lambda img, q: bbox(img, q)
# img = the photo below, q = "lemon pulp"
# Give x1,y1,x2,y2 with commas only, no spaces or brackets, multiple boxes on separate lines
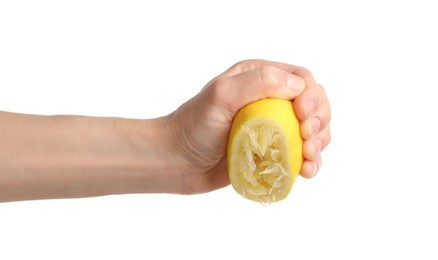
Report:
227,98,303,203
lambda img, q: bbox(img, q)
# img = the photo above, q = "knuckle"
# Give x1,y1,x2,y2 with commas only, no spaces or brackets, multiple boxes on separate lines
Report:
207,78,227,101
230,59,258,74
230,59,272,74
327,127,332,143
293,66,316,85
294,66,313,77
318,83,328,98
326,109,332,123
323,127,332,149
322,100,332,123
317,105,331,126
257,65,279,88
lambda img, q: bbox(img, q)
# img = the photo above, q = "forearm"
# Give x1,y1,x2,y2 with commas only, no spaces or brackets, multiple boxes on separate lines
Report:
0,111,181,202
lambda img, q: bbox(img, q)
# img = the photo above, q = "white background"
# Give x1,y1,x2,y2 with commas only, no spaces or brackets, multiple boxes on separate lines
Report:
1,1,437,259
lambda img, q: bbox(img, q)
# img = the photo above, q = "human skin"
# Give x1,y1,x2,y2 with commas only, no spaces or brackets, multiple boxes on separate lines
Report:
0,59,331,202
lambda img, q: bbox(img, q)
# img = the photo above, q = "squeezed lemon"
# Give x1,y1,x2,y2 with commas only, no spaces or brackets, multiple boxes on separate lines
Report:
227,98,303,203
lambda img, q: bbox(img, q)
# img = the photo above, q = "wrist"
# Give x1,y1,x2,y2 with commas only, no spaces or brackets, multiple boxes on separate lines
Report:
117,116,187,195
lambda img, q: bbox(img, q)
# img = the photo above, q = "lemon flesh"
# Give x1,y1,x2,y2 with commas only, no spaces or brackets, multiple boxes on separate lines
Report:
227,99,303,203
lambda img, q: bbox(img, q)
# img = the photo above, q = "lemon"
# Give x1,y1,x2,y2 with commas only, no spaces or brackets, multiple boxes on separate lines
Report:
227,98,303,203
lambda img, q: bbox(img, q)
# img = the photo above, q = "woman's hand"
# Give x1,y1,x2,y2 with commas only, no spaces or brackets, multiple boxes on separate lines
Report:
0,59,330,202
166,59,331,194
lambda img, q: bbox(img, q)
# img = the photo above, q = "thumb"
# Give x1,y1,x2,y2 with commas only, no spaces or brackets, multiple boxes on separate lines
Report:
214,64,306,116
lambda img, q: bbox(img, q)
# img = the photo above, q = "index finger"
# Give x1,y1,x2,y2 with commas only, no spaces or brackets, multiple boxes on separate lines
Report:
220,59,322,120
218,59,308,78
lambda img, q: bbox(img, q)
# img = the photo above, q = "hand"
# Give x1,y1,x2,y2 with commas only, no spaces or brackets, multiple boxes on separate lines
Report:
166,59,331,194
0,59,330,202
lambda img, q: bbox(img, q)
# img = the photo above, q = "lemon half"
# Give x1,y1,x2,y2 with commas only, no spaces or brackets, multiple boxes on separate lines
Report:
227,98,303,203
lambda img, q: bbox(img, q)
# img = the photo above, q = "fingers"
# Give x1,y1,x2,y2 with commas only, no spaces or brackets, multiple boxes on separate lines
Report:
218,59,329,124
303,126,331,161
299,86,331,139
220,59,305,78
208,64,306,117
301,125,330,179
205,59,331,179
293,76,323,120
301,156,322,179
297,83,331,178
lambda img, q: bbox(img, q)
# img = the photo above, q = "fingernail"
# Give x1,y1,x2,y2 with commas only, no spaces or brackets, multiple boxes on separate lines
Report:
313,163,319,177
287,74,305,92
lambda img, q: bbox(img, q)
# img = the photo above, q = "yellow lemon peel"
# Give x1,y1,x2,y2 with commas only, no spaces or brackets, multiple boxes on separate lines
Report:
227,98,303,203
